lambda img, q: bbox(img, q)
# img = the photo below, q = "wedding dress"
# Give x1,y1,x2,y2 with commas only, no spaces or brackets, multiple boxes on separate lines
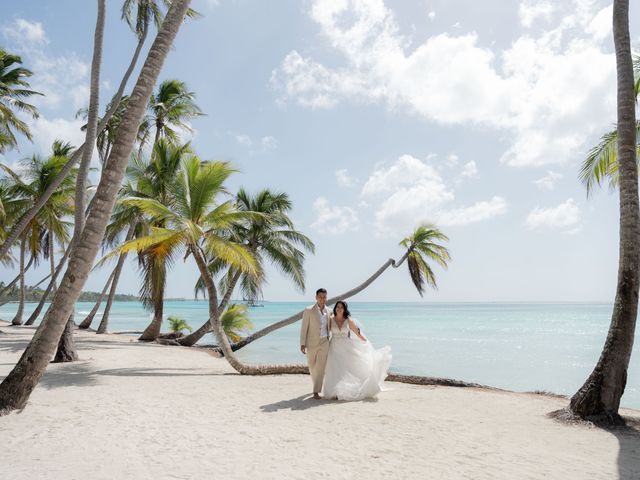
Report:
322,317,392,401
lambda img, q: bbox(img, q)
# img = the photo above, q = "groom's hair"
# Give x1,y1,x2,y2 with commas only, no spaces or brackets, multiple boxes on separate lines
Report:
316,288,327,295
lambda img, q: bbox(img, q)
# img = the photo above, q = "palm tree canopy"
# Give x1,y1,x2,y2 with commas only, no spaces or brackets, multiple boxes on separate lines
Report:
0,49,42,152
167,315,192,333
121,0,200,38
580,54,640,194
399,223,451,296
220,303,253,342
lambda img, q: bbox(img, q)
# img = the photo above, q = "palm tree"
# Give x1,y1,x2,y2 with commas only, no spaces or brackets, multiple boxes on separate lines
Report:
1,146,76,325
140,78,203,149
0,49,41,153
0,0,199,262
167,315,192,333
579,54,640,193
567,0,640,422
220,223,451,356
0,0,194,416
219,304,253,342
179,188,315,346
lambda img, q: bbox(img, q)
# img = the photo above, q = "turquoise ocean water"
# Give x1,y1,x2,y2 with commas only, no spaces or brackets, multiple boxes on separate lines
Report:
1,301,639,409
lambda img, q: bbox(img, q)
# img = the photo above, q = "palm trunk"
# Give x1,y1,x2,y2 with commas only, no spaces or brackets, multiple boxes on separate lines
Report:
53,0,106,364
10,236,26,326
193,253,410,352
24,243,72,326
0,7,149,262
0,255,34,307
191,245,297,374
97,224,135,334
568,0,640,423
78,268,116,329
177,268,242,346
49,233,57,295
138,274,165,341
0,0,192,416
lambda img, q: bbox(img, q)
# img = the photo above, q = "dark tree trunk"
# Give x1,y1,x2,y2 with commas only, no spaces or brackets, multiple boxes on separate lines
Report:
0,0,192,415
52,318,78,363
78,268,115,329
24,243,72,326
138,284,164,341
10,236,26,326
568,0,640,422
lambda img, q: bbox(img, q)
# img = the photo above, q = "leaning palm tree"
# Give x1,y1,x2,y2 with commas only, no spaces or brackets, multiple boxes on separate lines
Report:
567,0,640,422
178,188,315,346
579,54,640,194
216,223,451,356
0,0,194,416
0,49,41,153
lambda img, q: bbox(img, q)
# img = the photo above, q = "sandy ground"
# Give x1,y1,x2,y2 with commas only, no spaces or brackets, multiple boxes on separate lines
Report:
1,321,640,480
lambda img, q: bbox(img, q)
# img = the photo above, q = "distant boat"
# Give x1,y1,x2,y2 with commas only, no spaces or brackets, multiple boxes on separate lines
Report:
242,297,264,308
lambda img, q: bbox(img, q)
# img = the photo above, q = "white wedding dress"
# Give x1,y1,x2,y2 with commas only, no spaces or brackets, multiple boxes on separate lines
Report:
323,318,392,401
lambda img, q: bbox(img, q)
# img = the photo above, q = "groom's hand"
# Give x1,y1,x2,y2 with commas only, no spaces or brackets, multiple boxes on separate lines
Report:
300,345,306,354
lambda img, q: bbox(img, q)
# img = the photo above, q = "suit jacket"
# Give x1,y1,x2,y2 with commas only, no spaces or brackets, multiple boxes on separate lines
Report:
300,304,330,349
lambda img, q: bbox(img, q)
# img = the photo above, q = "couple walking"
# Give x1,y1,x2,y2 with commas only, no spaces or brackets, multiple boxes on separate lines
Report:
300,288,392,401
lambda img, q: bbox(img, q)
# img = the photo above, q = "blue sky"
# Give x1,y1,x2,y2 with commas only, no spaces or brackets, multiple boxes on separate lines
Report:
1,0,638,302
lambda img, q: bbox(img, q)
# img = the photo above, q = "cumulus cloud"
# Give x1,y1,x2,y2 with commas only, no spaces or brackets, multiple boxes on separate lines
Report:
2,18,48,45
261,136,278,151
335,168,357,187
525,198,581,232
272,0,617,167
310,197,359,234
460,160,478,178
533,171,563,190
361,155,506,235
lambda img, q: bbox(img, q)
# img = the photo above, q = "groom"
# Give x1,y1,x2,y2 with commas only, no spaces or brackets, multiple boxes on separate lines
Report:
300,288,330,399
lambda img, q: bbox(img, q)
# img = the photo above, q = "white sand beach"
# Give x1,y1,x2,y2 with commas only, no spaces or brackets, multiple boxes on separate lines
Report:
1,321,639,480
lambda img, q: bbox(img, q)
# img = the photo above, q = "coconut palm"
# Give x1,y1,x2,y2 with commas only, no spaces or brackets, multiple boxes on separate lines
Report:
578,54,640,194
220,304,253,342
0,0,193,415
140,78,203,149
216,223,450,355
0,49,41,153
179,188,315,346
167,315,192,333
1,145,76,325
568,0,640,422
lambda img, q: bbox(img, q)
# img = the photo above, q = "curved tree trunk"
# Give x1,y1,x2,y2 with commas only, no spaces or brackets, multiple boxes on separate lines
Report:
24,243,72,326
185,253,410,351
568,0,640,423
191,245,300,374
10,236,26,326
53,0,106,364
78,268,116,329
138,263,166,341
177,268,242,346
49,232,57,295
0,0,192,416
97,224,135,334
0,254,34,299
0,7,149,262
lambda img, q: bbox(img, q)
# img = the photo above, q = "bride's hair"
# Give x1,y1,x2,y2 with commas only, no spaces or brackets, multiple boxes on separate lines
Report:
333,300,351,319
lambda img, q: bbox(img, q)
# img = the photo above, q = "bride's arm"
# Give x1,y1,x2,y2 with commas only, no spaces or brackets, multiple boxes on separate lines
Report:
348,319,366,341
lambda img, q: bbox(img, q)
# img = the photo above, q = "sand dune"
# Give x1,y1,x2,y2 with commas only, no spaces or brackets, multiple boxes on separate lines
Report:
0,322,639,480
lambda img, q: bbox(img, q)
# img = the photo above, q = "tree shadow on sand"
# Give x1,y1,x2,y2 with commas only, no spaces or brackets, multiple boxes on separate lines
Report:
614,418,640,480
260,394,378,413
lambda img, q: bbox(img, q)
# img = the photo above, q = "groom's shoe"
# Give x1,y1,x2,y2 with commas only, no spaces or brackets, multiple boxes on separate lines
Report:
313,393,322,400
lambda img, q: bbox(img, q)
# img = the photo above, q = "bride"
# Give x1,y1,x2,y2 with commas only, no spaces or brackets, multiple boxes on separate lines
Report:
323,301,392,401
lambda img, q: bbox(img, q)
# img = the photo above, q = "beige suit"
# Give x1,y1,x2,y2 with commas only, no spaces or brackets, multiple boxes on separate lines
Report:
300,304,330,394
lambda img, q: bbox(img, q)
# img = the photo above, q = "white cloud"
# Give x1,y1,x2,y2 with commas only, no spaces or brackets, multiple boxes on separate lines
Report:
428,11,436,22
440,197,507,227
28,116,86,155
519,1,555,28
2,18,48,45
335,168,357,187
362,155,505,235
235,134,252,147
533,171,563,190
310,197,359,234
446,153,459,167
525,198,581,231
460,160,478,178
272,0,617,167
261,136,278,151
